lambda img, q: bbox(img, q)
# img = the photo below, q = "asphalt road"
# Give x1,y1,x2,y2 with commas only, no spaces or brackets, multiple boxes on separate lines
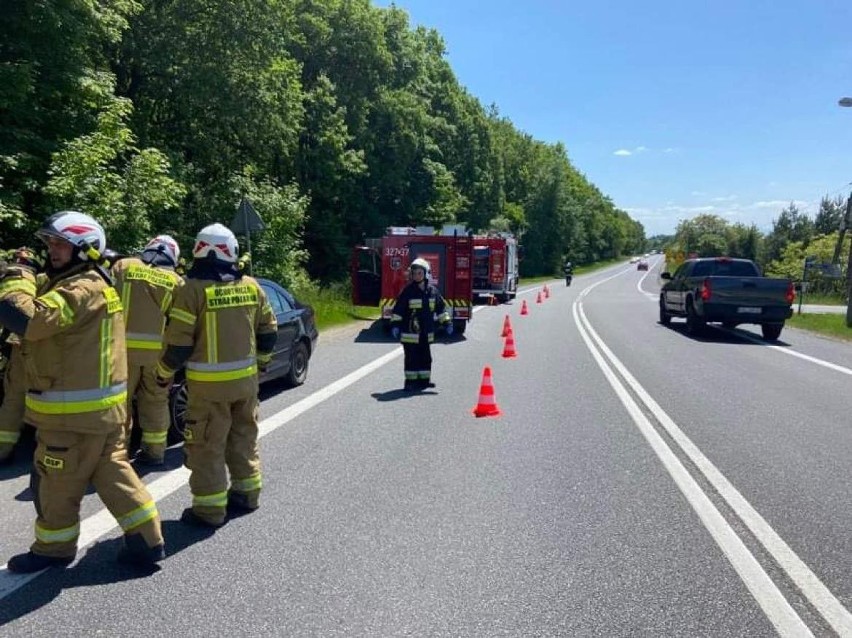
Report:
1,260,851,636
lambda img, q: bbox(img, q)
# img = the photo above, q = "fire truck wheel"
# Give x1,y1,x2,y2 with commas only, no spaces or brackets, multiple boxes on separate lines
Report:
452,319,466,335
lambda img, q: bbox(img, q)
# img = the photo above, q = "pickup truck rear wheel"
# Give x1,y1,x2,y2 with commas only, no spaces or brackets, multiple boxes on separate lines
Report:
659,298,671,326
761,322,784,341
685,301,705,336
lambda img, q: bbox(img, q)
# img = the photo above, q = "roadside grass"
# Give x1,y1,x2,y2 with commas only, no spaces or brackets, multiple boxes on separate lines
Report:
788,313,852,341
291,282,380,331
794,293,844,306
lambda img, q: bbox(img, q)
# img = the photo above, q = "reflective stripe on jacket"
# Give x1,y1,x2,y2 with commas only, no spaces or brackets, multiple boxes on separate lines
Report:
112,258,183,363
160,275,276,401
390,281,450,343
7,265,128,433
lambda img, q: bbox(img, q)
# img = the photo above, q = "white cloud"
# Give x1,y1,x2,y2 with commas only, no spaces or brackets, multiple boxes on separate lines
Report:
620,197,821,236
663,147,678,154
613,145,649,157
749,200,805,210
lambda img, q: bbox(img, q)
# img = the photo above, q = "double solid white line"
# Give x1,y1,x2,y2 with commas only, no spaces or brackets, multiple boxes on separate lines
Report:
574,269,852,637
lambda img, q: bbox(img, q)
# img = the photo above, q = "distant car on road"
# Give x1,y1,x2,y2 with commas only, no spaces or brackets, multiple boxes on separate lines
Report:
168,277,319,442
637,260,649,271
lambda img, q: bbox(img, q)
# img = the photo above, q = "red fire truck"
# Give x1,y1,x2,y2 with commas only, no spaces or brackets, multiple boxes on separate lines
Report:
351,225,474,334
472,233,520,303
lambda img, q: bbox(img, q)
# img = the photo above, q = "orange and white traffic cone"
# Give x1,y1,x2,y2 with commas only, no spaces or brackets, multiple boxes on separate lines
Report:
502,332,517,358
536,290,543,304
472,366,502,417
543,284,550,298
520,299,529,315
501,314,512,337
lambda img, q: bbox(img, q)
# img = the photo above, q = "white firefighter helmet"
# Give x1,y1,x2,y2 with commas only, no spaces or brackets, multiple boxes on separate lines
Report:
36,211,106,261
410,257,430,273
192,223,238,264
143,234,180,266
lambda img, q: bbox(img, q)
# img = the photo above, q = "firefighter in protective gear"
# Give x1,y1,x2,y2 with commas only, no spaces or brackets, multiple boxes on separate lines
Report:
155,223,277,528
112,234,184,465
0,211,165,573
0,248,42,464
390,258,452,391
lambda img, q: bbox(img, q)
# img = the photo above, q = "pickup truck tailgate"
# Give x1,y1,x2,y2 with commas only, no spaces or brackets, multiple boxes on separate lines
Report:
705,276,790,306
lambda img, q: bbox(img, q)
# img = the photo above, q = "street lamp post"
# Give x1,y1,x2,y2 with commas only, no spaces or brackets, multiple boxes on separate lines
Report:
841,98,852,325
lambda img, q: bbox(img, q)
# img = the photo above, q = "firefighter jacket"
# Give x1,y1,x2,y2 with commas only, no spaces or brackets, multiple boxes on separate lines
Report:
157,265,277,402
0,263,127,434
390,281,450,344
112,256,183,364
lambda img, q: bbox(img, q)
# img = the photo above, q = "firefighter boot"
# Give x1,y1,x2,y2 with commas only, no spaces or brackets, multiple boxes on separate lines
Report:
227,491,259,518
7,551,74,574
117,532,166,566
180,507,225,529
135,446,165,467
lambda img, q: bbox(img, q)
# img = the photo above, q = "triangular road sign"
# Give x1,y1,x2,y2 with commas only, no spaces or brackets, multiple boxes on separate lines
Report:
230,198,265,234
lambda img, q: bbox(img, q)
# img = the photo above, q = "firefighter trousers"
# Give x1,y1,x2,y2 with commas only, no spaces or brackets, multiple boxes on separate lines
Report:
403,340,432,384
30,427,163,558
126,360,170,458
183,392,261,525
0,346,27,460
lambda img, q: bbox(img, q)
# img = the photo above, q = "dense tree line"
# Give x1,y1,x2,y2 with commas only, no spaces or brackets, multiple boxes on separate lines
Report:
1,0,644,287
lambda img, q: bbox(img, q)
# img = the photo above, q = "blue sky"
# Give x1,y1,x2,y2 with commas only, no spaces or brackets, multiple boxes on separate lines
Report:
374,0,852,237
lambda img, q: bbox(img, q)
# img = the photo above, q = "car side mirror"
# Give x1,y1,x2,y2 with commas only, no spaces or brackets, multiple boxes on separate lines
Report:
660,272,672,280
794,282,802,292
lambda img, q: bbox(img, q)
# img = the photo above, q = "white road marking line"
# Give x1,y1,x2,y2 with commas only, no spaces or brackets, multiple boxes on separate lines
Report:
576,274,852,636
722,327,852,376
637,259,661,300
0,347,404,599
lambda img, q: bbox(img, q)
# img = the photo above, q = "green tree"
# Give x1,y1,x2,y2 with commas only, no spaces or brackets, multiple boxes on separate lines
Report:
43,98,185,251
814,195,847,235
765,202,814,264
1,0,142,240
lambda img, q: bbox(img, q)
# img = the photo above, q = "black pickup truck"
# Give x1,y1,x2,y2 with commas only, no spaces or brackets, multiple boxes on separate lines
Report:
659,257,794,340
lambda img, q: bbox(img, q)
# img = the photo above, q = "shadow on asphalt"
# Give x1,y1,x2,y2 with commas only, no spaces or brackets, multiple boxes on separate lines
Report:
660,321,791,347
354,320,393,344
0,518,223,627
371,388,439,402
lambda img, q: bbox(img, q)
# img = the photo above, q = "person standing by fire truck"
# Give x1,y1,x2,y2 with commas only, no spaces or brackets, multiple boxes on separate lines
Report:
390,258,452,391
